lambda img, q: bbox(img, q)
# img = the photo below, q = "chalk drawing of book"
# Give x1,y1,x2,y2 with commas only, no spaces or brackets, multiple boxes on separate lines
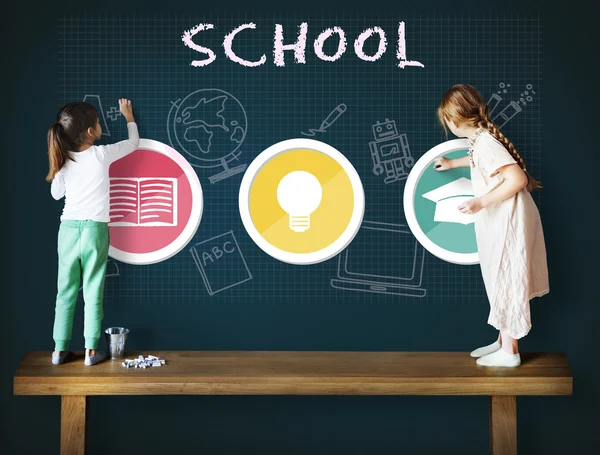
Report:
109,177,178,227
190,231,252,296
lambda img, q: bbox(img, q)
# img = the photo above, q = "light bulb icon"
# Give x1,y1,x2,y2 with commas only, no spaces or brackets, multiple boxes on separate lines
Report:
277,171,323,232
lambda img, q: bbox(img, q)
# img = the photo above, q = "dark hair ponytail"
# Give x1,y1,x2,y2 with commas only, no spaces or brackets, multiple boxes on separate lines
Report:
46,102,99,182
46,122,71,182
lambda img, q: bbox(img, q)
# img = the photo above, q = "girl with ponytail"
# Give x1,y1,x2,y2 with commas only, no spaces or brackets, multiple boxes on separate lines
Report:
47,99,139,367
434,84,549,368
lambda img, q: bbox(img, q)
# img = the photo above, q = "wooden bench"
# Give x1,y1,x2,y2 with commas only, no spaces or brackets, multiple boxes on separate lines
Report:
14,351,572,455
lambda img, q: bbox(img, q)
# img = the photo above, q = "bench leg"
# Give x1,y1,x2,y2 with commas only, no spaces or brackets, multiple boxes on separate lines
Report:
489,396,517,455
61,395,87,455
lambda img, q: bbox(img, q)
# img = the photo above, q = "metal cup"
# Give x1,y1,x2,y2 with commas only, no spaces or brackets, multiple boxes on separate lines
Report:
104,327,129,360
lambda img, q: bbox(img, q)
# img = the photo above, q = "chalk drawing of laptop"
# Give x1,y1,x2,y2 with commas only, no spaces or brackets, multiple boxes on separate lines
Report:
330,220,426,297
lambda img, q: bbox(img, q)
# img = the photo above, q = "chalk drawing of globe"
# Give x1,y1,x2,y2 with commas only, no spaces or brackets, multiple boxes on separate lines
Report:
167,89,247,169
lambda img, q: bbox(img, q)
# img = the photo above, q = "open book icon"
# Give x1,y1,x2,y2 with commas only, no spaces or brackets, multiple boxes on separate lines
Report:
109,177,178,227
421,177,475,225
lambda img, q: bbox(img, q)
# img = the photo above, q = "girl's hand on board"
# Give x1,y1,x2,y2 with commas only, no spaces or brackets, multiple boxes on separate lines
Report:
119,99,135,123
458,197,484,215
433,157,452,171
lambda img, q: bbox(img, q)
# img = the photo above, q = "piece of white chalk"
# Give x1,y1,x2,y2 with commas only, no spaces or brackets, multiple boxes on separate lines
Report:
121,354,168,368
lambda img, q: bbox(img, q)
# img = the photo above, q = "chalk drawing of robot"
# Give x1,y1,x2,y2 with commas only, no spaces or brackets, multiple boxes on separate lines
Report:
369,118,414,184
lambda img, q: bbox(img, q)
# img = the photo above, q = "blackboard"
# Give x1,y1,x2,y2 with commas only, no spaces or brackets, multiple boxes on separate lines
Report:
58,13,542,308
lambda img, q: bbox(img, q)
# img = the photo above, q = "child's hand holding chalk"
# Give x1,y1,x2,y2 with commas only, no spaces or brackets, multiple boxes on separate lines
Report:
119,99,135,123
433,157,452,171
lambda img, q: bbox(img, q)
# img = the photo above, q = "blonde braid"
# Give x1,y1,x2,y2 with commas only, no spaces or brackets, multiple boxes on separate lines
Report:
437,84,542,191
477,115,542,191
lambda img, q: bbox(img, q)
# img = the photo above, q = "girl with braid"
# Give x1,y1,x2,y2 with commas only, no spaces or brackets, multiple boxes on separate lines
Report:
434,84,549,367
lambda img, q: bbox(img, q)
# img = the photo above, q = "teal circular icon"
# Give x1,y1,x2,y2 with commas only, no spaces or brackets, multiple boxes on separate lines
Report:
403,139,479,265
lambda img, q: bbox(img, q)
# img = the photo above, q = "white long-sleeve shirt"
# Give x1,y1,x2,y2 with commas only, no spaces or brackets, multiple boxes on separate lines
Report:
51,122,140,222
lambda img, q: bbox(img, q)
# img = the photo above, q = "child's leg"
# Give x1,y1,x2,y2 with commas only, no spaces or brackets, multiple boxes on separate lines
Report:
53,222,82,352
500,331,519,354
80,222,109,352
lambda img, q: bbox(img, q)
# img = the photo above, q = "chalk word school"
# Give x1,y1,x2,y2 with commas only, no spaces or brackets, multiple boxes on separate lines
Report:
182,22,424,69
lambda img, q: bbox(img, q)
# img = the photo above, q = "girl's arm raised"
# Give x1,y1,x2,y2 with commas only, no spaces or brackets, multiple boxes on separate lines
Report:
449,156,471,168
102,121,140,164
102,99,139,163
434,156,470,171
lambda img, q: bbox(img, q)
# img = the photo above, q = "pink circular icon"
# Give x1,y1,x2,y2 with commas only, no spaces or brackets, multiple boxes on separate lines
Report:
108,139,203,265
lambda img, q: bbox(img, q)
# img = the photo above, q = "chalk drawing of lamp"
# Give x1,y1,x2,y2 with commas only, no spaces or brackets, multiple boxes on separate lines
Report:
277,171,323,232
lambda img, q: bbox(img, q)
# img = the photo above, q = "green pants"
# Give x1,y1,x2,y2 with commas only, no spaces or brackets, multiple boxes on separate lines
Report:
53,220,109,351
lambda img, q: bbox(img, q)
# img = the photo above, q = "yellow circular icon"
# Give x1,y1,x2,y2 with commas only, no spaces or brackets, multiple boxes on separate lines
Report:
250,148,353,253
239,139,365,265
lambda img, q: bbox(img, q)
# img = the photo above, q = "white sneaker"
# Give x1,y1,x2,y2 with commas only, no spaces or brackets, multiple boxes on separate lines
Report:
84,351,107,366
470,340,502,358
51,351,75,365
476,348,521,368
